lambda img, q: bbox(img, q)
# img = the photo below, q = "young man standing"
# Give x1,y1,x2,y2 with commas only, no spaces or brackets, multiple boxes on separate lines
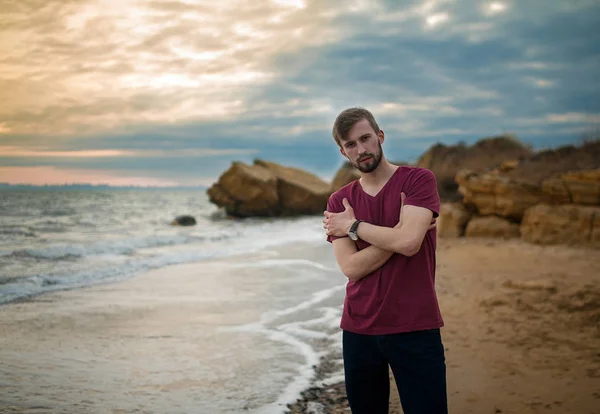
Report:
323,107,447,414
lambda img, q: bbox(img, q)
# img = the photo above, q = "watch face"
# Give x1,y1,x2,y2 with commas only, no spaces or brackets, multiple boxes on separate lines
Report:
349,232,358,241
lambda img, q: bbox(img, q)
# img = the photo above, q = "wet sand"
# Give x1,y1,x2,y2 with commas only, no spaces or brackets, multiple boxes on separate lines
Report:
287,238,600,414
1,238,599,413
0,244,345,414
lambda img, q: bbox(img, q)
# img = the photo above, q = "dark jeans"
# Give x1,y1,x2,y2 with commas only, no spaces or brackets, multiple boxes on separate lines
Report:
342,328,448,414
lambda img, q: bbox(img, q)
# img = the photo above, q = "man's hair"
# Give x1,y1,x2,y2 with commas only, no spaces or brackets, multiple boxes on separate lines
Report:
332,107,380,148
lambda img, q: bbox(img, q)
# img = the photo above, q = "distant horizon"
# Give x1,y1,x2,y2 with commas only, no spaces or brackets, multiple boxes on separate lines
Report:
0,182,208,190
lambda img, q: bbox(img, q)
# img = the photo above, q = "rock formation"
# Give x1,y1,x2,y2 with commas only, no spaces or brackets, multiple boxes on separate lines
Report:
207,160,330,217
417,135,532,201
207,162,279,217
521,204,600,247
503,140,600,185
438,139,600,247
455,170,546,220
465,216,520,239
331,162,361,191
254,160,332,216
437,203,472,238
542,169,600,205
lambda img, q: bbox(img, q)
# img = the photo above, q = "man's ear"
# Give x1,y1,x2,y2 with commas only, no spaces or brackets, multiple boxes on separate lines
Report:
379,129,385,144
339,147,349,159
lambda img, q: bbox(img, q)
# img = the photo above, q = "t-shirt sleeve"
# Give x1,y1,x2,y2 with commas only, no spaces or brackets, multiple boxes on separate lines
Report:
403,168,440,218
326,190,348,243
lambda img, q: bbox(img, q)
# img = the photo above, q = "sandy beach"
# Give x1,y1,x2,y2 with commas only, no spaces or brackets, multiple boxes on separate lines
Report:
288,238,600,414
1,237,599,414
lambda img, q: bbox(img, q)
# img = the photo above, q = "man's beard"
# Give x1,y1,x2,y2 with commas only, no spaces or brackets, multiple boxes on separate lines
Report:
353,142,383,173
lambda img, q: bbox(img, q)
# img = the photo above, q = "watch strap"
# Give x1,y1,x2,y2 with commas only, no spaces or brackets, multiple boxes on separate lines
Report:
349,219,363,234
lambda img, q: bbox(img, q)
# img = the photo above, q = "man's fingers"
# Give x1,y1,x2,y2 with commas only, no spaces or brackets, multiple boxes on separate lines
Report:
399,192,406,222
342,198,352,210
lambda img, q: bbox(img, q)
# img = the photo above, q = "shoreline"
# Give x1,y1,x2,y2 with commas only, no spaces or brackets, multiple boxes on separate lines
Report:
0,240,345,414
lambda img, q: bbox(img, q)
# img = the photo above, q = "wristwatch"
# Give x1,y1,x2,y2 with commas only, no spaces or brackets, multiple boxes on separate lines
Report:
348,220,363,241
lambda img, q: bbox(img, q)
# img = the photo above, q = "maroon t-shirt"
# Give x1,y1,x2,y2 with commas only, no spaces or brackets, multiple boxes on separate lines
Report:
327,166,443,335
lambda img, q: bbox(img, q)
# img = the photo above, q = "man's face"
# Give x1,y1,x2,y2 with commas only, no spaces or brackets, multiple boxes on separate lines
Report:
339,118,384,173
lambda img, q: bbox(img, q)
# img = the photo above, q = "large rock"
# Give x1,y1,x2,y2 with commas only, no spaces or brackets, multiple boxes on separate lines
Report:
540,177,572,204
504,140,600,185
254,160,332,216
541,169,600,206
331,162,361,191
438,202,472,238
207,160,331,217
207,162,279,217
562,169,600,205
456,170,546,220
417,135,532,201
520,204,600,247
465,216,521,239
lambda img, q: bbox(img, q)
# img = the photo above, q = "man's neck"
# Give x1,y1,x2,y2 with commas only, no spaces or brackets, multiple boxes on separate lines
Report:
359,159,398,189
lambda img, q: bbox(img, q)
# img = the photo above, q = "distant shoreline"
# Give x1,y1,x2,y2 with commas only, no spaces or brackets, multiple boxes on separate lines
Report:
0,184,208,191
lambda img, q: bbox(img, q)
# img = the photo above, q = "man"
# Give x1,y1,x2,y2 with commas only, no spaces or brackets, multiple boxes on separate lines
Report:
323,107,447,414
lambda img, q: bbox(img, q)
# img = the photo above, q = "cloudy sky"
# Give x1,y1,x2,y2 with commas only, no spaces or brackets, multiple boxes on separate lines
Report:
1,0,599,186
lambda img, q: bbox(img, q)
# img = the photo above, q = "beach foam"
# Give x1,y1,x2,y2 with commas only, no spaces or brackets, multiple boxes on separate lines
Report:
0,215,328,304
224,275,345,414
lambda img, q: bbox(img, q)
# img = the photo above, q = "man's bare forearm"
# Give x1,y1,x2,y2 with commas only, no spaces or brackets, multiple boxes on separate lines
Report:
356,221,420,256
342,221,402,281
343,245,394,282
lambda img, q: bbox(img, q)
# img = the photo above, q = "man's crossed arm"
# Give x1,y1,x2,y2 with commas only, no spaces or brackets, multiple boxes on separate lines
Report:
323,194,435,282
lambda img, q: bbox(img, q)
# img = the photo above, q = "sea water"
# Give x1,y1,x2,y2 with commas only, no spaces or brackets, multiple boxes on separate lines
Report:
0,188,348,413
0,188,330,304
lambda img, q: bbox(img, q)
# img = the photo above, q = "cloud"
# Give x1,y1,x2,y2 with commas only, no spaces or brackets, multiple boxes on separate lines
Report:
483,2,508,16
515,112,600,126
426,12,450,27
0,0,344,135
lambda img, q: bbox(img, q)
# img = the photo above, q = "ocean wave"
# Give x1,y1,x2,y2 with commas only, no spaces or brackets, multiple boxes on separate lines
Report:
0,227,37,237
0,216,327,304
30,219,69,233
41,209,76,217
3,250,82,261
0,233,200,261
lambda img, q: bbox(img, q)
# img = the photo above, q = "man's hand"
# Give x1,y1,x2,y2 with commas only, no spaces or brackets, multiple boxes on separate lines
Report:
398,192,406,227
399,192,437,231
323,198,356,237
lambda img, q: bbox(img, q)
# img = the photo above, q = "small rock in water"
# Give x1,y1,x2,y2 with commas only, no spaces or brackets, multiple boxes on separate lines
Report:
171,215,196,226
